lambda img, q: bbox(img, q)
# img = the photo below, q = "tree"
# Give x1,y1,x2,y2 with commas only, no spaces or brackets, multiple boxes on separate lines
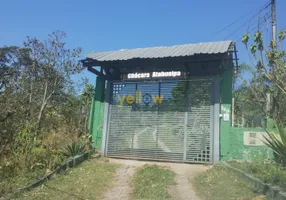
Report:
80,83,95,134
23,31,82,132
233,63,269,127
0,32,98,195
0,46,35,153
242,29,286,123
0,31,86,163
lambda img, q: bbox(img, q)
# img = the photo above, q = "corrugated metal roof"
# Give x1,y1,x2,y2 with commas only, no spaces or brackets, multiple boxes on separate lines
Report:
86,41,234,62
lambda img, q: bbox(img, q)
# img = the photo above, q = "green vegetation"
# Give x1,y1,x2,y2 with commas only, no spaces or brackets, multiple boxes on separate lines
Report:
16,159,119,200
263,122,286,165
235,30,286,127
0,31,94,197
229,161,286,189
131,165,175,200
192,165,267,200
61,141,87,158
227,29,286,199
0,170,46,198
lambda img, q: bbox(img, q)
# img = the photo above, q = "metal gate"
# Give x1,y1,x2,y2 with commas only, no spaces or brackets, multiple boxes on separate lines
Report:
105,79,217,163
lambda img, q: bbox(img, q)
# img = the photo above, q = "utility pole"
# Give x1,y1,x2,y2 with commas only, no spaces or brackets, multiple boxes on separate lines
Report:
271,0,277,42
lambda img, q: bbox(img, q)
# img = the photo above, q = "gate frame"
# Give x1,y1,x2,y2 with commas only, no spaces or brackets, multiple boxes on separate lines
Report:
212,77,221,163
102,77,221,163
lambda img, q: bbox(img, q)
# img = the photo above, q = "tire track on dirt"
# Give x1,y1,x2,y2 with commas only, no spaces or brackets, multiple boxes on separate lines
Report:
102,165,135,200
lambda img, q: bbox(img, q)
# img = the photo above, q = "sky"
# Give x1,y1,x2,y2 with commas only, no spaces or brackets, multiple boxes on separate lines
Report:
1,0,286,87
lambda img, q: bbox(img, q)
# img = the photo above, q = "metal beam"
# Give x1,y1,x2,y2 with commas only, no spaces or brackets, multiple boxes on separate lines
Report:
233,45,239,70
87,66,115,81
87,66,104,76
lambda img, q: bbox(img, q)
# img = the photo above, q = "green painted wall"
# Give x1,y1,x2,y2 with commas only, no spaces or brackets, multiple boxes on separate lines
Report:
89,76,105,150
220,68,233,160
220,68,274,161
224,127,273,160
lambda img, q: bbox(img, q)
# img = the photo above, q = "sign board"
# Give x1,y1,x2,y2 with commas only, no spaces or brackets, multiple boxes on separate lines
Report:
122,71,185,80
243,131,270,146
223,113,230,121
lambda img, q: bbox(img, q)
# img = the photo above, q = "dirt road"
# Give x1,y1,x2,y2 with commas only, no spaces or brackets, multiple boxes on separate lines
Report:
102,158,210,200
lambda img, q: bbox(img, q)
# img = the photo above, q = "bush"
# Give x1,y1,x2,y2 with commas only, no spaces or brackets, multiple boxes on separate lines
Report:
229,161,286,188
61,141,86,158
30,147,65,170
0,158,45,197
263,121,286,166
0,119,94,197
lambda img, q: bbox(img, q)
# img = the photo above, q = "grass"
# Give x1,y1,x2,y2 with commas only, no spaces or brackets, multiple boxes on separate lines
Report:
15,159,120,200
0,169,46,197
192,165,268,200
131,164,175,200
229,161,286,189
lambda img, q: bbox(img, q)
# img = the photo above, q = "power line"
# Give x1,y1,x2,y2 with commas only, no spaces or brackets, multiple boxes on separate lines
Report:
246,11,271,34
234,15,271,42
234,21,270,42
224,1,271,40
225,3,271,40
212,1,271,39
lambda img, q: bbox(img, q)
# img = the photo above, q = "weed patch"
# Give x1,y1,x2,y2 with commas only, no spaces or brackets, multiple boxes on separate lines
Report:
192,165,268,200
131,165,175,200
0,169,45,197
229,161,286,189
16,159,120,200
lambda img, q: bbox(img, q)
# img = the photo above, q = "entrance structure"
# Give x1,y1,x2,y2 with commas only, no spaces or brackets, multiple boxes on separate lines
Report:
82,41,237,163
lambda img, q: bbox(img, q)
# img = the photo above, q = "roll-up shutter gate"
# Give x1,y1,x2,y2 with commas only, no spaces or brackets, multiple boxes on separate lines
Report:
106,79,215,163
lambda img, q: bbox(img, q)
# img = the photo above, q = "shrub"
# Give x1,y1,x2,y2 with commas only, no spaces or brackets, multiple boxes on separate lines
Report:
41,130,77,150
229,161,286,188
30,147,65,170
263,121,286,166
61,141,86,158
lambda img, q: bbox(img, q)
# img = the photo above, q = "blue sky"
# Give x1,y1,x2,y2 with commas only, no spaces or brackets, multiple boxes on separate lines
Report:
1,0,285,86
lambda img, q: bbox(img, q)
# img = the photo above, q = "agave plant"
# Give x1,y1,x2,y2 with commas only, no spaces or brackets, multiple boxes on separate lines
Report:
263,121,286,165
61,141,86,158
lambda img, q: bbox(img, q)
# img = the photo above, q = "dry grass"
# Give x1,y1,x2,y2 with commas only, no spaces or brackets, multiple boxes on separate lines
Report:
42,128,78,150
229,161,286,189
15,159,120,200
131,164,175,200
0,168,45,198
192,165,269,200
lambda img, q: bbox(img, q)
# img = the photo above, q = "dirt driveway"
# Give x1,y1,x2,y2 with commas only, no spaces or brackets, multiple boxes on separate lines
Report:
102,158,211,200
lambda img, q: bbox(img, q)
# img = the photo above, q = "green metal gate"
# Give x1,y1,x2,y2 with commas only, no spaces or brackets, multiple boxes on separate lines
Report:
105,79,215,163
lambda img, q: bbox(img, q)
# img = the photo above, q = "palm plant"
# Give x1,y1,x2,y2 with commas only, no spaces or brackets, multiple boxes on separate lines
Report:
61,141,86,158
263,121,286,165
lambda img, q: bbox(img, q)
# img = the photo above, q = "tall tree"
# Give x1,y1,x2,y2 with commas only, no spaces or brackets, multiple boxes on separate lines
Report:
23,31,82,132
0,46,32,154
242,29,286,123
